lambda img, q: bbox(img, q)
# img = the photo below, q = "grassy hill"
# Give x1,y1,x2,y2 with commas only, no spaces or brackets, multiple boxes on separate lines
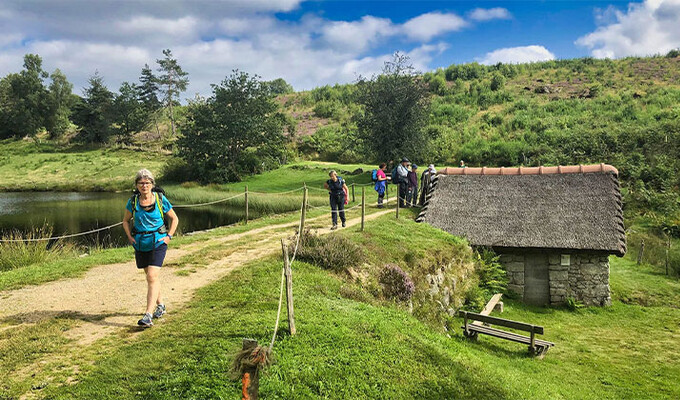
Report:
11,212,677,400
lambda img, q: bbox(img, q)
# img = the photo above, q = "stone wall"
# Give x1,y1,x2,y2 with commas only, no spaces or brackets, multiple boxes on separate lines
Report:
499,250,611,306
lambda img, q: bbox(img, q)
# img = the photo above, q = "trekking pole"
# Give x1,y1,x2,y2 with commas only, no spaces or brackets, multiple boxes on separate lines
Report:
361,187,365,232
245,185,249,225
351,183,355,203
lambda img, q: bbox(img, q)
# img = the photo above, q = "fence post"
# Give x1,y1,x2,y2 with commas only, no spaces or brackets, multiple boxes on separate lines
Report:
395,193,399,219
666,237,671,276
301,187,308,234
303,183,309,211
351,182,355,203
637,239,645,265
385,183,389,202
281,239,296,335
244,185,249,225
240,338,259,400
361,187,365,232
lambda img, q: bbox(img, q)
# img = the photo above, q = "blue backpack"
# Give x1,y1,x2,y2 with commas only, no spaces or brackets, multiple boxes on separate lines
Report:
371,169,378,182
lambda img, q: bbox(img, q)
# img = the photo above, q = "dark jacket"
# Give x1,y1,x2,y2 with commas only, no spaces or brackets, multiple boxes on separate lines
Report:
407,171,418,188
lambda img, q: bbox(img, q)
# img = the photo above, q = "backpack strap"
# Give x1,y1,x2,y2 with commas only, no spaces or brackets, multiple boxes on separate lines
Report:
155,192,164,221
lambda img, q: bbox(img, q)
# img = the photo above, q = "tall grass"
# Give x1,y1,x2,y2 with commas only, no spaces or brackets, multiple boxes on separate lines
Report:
0,225,75,271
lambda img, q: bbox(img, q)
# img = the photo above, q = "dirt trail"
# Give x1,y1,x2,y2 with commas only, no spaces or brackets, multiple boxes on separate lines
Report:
0,209,392,347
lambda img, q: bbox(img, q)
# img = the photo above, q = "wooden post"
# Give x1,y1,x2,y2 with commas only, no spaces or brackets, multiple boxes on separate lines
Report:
303,183,309,211
244,186,249,225
241,338,259,400
281,240,296,335
637,239,645,265
529,329,536,354
395,193,399,219
385,182,389,202
666,237,671,276
351,183,355,203
361,187,365,232
301,187,308,234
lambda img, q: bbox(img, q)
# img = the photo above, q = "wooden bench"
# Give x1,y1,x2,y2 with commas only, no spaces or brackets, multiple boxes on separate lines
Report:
459,311,555,358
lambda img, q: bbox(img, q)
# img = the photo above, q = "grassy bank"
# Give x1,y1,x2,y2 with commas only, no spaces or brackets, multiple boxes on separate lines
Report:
0,139,168,191
6,213,676,399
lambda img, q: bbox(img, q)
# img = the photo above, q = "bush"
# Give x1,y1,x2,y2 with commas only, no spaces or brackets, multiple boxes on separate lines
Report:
379,264,415,302
0,225,75,271
313,100,342,119
475,248,508,296
294,230,364,272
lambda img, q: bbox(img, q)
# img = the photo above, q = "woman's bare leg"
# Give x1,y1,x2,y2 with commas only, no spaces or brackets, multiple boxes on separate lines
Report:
144,266,162,314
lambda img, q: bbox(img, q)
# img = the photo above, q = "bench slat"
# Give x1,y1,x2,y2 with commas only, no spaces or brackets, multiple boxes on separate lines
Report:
466,324,554,347
459,311,544,334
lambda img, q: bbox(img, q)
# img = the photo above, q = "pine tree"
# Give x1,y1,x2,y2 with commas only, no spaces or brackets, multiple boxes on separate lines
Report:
156,49,189,136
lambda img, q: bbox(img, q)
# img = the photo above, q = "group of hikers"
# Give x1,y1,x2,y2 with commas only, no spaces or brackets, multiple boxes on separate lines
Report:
323,158,441,230
124,161,460,327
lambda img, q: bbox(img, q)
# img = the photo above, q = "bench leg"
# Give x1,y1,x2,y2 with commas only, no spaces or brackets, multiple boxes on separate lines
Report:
462,330,478,341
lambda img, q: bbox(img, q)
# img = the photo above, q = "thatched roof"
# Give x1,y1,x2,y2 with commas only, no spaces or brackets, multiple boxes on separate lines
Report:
418,166,626,256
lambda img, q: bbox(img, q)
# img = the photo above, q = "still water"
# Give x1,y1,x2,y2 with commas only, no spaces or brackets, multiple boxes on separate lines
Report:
0,192,250,247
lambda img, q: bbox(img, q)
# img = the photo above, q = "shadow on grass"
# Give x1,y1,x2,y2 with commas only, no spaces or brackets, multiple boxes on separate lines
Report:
1,310,138,327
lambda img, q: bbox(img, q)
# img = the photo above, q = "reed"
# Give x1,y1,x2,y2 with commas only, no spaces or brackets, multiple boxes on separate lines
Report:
0,225,75,272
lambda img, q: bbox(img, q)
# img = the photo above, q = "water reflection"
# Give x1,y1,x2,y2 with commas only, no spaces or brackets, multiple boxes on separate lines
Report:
0,192,251,247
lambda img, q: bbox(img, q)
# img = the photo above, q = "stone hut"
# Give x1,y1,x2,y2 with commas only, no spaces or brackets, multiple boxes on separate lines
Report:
416,164,626,306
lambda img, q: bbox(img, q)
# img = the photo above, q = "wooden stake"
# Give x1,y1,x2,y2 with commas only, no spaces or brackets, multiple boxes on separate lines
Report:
351,182,355,203
666,237,671,276
241,338,259,400
395,193,399,219
244,185,249,225
301,187,308,234
637,239,645,265
281,239,296,335
361,187,365,232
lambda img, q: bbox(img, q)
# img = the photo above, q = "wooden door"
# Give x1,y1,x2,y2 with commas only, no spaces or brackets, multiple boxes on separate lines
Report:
524,253,550,306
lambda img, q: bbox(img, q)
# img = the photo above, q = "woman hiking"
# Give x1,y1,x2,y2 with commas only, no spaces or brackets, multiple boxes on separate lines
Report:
324,170,348,230
122,169,179,328
374,163,387,208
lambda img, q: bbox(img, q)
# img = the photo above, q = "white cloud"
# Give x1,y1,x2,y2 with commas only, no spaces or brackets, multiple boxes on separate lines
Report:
0,2,472,95
321,16,396,53
469,8,512,21
401,12,467,41
477,45,555,65
576,0,680,58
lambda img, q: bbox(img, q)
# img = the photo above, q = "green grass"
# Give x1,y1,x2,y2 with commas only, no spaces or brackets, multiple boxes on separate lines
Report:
15,213,679,400
0,139,168,191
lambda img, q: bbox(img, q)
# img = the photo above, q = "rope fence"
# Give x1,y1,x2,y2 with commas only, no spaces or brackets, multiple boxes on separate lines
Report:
0,183,423,243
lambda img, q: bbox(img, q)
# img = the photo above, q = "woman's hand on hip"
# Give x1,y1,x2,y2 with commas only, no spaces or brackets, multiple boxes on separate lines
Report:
128,235,136,245
161,236,171,245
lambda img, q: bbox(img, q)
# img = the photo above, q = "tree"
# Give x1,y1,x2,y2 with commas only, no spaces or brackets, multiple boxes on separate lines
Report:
263,78,294,96
156,49,188,136
177,70,287,183
113,82,149,143
45,69,74,138
355,53,432,162
72,72,114,143
138,64,162,135
0,54,49,138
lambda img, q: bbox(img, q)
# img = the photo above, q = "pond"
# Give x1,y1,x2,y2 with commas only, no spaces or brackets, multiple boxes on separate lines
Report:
0,192,251,247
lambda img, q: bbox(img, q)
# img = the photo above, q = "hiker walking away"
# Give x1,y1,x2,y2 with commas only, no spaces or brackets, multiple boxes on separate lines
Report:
407,164,418,207
394,158,410,208
419,164,437,205
374,163,387,208
324,170,348,230
122,169,179,328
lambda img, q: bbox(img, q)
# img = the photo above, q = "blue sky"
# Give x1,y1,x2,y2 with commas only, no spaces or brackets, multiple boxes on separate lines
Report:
1,0,678,97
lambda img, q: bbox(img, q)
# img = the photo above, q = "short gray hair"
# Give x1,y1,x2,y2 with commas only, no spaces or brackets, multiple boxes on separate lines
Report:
328,170,336,177
135,169,155,185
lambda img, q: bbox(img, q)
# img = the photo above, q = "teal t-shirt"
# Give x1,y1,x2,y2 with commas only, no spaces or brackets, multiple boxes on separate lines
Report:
126,193,173,250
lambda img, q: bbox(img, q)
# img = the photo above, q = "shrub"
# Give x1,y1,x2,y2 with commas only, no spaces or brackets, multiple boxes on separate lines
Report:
475,248,508,296
294,230,364,272
0,225,75,271
379,264,415,302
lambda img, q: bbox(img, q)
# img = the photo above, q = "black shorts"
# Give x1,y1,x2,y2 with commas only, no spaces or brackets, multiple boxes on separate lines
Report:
135,243,168,269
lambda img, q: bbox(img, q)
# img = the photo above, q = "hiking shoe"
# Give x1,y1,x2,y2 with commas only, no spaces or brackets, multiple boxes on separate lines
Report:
330,224,338,230
341,222,346,228
153,304,166,319
137,313,153,328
